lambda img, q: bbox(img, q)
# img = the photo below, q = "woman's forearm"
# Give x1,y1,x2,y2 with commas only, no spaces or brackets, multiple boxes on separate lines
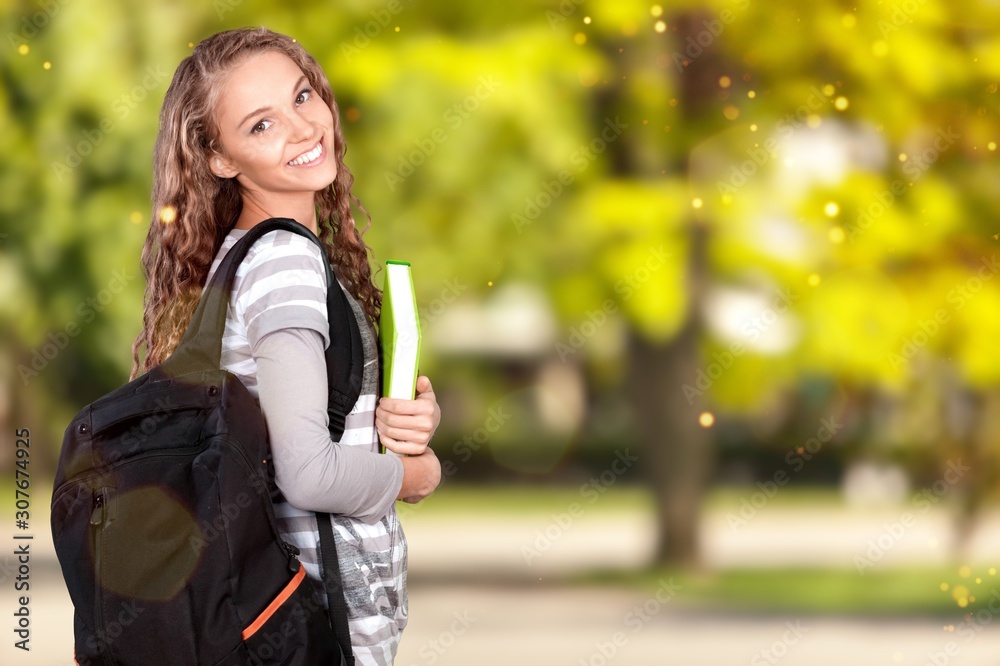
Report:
253,327,403,523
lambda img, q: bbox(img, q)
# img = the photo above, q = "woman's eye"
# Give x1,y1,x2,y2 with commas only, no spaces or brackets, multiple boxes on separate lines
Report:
296,88,312,105
251,119,272,134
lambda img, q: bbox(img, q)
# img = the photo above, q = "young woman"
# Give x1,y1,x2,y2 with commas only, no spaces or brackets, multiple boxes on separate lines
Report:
129,27,442,665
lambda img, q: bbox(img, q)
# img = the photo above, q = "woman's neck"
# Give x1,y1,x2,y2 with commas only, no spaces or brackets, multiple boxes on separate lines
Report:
234,193,317,234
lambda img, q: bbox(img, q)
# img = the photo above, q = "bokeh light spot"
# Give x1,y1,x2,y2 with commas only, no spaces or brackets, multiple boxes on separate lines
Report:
158,205,178,224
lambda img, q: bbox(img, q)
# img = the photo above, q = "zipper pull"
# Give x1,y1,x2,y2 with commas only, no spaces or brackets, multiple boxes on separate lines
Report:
89,491,105,526
283,541,300,572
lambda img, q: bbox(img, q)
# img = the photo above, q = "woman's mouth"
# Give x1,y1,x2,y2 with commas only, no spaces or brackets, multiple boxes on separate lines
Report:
287,139,325,167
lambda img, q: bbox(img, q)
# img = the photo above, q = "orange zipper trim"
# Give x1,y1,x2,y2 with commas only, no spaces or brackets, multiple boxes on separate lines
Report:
242,564,306,640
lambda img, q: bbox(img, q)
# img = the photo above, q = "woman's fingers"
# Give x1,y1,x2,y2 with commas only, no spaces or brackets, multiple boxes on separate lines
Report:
378,432,426,456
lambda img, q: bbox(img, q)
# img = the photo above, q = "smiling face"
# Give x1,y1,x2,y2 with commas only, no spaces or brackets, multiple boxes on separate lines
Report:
210,50,337,219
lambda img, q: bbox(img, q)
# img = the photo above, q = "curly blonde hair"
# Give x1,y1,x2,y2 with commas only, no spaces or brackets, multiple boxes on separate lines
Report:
130,27,381,380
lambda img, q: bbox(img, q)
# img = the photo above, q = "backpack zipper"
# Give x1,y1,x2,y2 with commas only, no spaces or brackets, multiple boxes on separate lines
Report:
90,488,114,666
57,444,210,664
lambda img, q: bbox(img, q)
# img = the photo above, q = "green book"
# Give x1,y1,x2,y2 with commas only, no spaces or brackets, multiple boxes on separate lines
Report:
379,260,421,403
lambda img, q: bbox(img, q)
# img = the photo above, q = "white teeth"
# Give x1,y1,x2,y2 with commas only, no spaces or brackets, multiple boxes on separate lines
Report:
288,142,322,166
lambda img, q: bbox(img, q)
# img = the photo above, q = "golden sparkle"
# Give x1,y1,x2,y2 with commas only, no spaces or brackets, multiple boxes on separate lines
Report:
158,205,178,224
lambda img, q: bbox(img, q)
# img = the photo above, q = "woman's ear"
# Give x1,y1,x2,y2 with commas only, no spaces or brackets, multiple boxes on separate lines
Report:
209,153,239,179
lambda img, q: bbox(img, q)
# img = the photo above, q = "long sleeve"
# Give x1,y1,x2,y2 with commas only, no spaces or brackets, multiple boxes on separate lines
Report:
252,325,403,524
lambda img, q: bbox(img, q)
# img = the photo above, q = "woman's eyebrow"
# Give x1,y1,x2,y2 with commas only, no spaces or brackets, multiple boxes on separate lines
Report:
237,75,310,129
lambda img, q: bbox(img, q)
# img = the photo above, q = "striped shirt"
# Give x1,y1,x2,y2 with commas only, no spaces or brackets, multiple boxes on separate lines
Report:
205,226,407,665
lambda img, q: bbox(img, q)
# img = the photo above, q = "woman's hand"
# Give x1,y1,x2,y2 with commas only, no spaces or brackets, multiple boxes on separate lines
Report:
376,375,441,456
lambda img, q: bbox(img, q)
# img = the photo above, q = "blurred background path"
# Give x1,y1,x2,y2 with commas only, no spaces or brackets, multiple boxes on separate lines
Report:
9,491,1000,666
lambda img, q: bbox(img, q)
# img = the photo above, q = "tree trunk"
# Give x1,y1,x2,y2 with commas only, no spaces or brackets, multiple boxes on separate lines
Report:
625,222,712,568
594,10,724,567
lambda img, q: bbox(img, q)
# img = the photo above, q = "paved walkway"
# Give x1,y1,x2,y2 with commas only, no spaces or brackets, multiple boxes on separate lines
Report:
6,504,1000,665
397,583,1000,666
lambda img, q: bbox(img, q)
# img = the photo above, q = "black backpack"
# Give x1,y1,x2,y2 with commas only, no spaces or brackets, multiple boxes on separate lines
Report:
52,218,363,665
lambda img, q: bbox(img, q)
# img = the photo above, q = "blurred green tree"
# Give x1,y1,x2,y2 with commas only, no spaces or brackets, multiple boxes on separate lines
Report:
3,0,1000,566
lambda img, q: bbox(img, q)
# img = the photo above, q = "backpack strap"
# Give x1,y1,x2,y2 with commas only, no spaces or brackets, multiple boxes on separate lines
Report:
168,217,365,420
324,266,365,441
316,514,355,666
167,218,305,377
171,217,361,664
